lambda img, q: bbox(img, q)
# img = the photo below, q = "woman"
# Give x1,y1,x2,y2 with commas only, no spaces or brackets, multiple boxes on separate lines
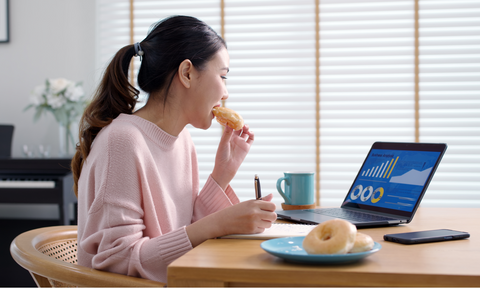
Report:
71,16,277,283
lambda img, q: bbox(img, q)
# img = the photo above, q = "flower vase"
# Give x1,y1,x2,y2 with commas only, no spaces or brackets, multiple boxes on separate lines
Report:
58,124,70,157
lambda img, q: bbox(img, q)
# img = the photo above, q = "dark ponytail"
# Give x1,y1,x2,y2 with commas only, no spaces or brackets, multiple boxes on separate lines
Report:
71,45,138,196
72,15,226,196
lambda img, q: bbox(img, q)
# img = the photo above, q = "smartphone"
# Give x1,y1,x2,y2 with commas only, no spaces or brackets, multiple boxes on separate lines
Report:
384,229,470,244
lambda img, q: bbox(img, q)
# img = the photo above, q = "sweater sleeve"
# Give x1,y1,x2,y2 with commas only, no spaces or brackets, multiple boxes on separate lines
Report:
80,203,192,282
191,175,240,222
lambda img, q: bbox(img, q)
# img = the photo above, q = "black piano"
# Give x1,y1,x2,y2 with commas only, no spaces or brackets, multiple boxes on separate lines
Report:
0,158,76,225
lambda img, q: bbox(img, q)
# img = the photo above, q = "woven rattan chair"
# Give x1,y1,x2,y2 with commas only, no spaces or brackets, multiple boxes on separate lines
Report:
10,225,165,287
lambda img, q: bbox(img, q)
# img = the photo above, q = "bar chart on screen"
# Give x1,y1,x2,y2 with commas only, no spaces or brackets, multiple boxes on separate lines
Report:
361,156,399,179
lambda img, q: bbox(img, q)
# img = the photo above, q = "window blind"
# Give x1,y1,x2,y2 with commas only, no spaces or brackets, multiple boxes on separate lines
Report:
319,0,416,206
417,0,480,207
96,0,130,79
96,0,480,208
223,0,317,204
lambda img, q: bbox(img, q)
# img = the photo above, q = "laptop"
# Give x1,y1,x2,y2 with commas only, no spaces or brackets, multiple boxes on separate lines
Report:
277,142,447,228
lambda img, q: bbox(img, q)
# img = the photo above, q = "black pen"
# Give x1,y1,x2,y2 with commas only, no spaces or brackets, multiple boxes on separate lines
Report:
254,174,262,200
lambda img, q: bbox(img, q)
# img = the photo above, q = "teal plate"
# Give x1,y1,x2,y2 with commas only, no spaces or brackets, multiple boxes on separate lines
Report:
260,236,381,264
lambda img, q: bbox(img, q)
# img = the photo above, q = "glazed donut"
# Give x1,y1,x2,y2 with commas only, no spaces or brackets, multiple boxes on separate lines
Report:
212,107,244,131
303,219,357,255
349,232,374,253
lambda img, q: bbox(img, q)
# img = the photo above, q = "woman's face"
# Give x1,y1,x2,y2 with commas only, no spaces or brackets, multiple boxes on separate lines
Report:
188,47,230,130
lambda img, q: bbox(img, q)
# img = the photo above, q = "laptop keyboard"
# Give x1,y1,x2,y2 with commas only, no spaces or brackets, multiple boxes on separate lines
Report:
306,208,396,222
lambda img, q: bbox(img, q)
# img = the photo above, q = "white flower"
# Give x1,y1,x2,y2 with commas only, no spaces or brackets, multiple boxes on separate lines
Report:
26,78,87,124
64,83,84,102
46,92,67,109
49,78,71,94
30,84,46,106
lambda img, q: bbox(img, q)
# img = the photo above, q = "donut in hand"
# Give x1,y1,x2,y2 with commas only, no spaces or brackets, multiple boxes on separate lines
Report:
212,107,244,131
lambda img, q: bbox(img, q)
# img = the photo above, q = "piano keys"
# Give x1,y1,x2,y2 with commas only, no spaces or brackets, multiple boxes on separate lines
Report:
0,179,56,189
0,158,76,225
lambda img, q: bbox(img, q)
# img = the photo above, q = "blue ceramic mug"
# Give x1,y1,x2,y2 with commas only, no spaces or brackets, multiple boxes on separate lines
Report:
276,172,314,205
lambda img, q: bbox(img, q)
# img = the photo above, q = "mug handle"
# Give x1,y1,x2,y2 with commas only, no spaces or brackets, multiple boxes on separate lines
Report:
276,177,291,205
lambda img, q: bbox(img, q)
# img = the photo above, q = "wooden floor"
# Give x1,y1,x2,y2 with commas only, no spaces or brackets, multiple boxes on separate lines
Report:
1,218,75,287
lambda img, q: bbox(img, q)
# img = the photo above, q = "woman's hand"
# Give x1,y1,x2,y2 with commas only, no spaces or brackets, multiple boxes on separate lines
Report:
186,194,277,247
213,193,277,236
211,125,254,190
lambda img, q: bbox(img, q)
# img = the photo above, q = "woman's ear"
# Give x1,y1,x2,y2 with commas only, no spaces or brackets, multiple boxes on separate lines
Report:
178,59,194,89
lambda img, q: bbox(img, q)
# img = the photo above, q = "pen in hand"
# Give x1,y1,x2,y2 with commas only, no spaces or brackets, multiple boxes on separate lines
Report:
254,174,262,200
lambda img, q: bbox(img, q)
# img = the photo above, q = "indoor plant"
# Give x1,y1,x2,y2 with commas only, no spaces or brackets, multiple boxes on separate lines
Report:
25,78,88,156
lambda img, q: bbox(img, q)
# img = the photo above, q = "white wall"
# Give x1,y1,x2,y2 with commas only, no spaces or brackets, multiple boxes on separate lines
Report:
0,0,96,219
0,0,96,157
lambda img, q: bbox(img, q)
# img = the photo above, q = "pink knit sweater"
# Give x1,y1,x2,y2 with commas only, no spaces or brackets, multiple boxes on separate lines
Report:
77,114,240,283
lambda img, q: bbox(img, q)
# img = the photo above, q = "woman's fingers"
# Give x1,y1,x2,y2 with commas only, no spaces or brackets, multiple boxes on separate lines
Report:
220,125,233,143
241,125,254,144
253,199,277,223
259,193,274,202
260,212,277,225
233,124,254,145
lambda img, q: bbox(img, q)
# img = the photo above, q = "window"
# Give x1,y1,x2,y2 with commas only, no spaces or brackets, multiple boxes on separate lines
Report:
418,0,480,207
223,0,317,203
319,0,417,206
96,0,480,208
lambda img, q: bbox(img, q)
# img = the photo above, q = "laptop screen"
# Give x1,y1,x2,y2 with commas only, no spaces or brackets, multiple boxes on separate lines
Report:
342,142,447,217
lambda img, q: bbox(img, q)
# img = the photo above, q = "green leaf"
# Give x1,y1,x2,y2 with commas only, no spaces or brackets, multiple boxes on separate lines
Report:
23,104,34,112
33,107,44,122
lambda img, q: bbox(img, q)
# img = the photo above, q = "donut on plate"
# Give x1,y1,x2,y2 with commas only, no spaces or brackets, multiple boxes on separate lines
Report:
303,219,357,255
349,232,374,253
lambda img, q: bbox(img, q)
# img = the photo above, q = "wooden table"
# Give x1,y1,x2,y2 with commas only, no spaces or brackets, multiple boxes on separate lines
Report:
168,208,480,287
